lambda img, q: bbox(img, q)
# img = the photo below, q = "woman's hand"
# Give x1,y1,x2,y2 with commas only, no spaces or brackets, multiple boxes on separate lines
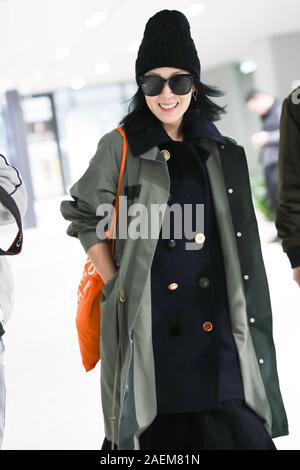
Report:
251,131,268,148
87,242,117,283
293,267,300,288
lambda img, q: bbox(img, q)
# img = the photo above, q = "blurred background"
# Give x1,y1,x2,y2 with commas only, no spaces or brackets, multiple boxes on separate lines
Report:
0,0,299,450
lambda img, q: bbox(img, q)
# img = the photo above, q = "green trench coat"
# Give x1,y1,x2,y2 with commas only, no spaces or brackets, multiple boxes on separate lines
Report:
60,128,288,450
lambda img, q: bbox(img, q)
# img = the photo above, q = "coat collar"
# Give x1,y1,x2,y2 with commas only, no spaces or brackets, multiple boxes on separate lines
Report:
124,107,225,159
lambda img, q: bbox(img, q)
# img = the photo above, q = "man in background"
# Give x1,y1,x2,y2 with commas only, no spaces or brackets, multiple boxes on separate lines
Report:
246,90,282,220
0,154,27,448
276,87,300,288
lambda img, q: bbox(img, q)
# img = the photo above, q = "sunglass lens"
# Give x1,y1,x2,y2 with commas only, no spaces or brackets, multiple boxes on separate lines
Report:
169,75,193,95
141,76,163,96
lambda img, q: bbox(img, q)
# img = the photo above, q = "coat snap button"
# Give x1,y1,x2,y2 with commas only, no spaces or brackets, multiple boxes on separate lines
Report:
168,282,179,291
195,232,206,244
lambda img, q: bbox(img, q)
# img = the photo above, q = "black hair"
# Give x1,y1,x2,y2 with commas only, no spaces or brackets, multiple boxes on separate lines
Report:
118,75,227,135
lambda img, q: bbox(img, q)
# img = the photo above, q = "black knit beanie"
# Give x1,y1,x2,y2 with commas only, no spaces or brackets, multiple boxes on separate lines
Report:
135,9,201,85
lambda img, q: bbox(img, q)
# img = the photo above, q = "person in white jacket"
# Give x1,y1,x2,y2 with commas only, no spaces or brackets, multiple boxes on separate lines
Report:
0,153,27,449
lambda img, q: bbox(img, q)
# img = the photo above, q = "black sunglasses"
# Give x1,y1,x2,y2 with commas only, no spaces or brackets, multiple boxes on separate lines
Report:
138,73,194,96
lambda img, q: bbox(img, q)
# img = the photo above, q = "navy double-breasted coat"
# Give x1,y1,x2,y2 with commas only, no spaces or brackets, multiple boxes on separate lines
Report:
125,114,245,414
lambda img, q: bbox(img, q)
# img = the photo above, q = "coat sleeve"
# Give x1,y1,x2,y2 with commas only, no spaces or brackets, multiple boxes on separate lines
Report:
60,129,123,253
0,154,27,225
275,90,300,268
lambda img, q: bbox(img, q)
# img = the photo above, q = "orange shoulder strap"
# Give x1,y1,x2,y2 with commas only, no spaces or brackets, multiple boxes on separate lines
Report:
106,126,128,255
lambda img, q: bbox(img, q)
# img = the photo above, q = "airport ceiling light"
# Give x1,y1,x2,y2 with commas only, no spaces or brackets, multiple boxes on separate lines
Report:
95,62,110,75
70,78,86,90
33,72,43,82
239,59,257,74
183,3,205,19
55,48,70,61
85,11,107,29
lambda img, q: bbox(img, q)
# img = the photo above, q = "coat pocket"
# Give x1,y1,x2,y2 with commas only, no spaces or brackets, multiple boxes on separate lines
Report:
102,270,119,301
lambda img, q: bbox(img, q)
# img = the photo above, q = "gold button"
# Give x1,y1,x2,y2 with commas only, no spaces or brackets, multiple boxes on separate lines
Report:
195,232,206,244
119,287,127,303
203,322,213,332
160,149,171,161
168,282,179,291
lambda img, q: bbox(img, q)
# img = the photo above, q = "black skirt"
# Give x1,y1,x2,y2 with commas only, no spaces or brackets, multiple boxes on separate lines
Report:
101,400,276,451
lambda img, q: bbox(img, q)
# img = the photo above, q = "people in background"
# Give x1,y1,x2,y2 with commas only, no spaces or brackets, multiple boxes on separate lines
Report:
246,90,282,222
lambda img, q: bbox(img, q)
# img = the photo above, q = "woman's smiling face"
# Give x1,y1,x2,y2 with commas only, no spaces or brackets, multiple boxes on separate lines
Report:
143,67,196,131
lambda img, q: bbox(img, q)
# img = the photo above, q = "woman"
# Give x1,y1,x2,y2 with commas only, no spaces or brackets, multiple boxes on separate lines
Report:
60,9,288,450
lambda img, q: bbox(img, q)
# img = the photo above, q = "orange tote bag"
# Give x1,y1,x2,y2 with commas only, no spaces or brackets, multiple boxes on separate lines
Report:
76,126,128,371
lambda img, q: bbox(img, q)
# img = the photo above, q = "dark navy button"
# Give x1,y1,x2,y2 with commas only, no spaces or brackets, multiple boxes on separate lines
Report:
168,239,176,248
199,277,210,288
169,324,181,337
